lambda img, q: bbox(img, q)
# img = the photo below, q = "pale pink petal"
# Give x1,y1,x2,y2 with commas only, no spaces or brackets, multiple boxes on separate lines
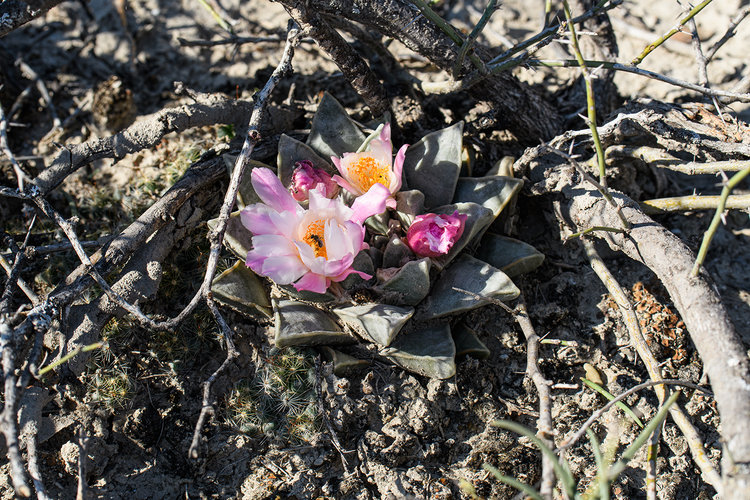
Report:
250,234,298,257
350,183,390,224
293,272,329,293
259,255,309,284
380,122,391,145
330,155,342,174
391,144,408,192
323,253,354,277
385,197,397,209
332,174,362,196
331,268,371,283
307,188,334,213
240,204,279,235
323,220,358,261
251,167,299,214
269,210,299,238
368,139,392,168
294,241,325,272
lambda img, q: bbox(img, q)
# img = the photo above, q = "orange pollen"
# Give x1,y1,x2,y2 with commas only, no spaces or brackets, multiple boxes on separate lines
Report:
350,156,389,192
303,220,327,259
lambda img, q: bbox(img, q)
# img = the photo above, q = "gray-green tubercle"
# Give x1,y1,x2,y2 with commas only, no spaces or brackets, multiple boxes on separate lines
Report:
211,94,545,379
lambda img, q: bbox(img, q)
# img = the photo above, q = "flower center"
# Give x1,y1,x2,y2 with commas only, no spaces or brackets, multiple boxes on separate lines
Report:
350,155,389,193
302,219,327,258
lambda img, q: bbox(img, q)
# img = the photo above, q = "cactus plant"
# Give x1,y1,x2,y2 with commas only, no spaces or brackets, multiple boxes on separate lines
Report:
210,93,544,379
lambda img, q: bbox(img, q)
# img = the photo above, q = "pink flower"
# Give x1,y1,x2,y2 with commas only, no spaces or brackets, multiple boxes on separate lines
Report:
289,160,339,202
331,123,408,209
240,167,390,293
406,211,467,258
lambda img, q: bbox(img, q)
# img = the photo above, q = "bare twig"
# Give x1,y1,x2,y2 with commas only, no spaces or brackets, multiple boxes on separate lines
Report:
559,379,712,451
641,193,750,213
691,166,750,276
0,0,66,37
532,59,750,103
76,422,89,500
178,34,315,47
0,99,32,190
15,59,61,130
188,298,240,459
25,430,51,500
0,322,32,498
513,294,555,499
33,92,254,195
581,239,722,492
281,2,389,116
705,6,750,62
630,0,713,65
687,19,709,89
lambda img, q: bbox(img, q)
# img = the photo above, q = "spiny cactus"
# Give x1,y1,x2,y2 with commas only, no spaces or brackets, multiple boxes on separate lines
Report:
211,93,544,379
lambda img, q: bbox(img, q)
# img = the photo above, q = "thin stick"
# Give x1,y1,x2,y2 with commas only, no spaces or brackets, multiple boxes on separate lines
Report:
76,423,88,500
0,99,31,191
25,431,52,500
315,355,353,473
15,59,61,130
560,380,710,451
0,322,32,498
705,6,750,62
179,35,288,46
513,294,555,499
452,0,497,78
691,166,750,276
188,297,240,459
630,0,714,66
532,59,750,103
582,239,723,492
641,193,750,213
408,0,486,73
687,19,709,89
562,0,606,187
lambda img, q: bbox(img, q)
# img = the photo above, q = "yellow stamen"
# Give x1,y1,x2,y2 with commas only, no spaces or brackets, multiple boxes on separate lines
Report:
303,220,327,258
349,155,389,193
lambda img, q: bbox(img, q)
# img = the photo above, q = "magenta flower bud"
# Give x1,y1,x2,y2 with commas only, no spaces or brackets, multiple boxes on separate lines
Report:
406,211,467,258
289,160,339,201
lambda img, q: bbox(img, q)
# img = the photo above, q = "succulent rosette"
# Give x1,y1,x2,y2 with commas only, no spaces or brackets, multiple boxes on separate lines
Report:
210,93,545,379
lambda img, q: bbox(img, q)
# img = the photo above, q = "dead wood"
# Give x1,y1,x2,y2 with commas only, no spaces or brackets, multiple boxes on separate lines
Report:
33,92,255,195
276,0,562,143
0,0,65,38
61,173,223,376
517,101,750,497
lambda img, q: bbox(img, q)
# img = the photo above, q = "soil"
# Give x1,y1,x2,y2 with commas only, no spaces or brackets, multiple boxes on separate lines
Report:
1,0,748,499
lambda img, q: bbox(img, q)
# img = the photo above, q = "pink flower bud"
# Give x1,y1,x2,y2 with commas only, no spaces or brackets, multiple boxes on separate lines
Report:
289,160,339,201
406,211,467,258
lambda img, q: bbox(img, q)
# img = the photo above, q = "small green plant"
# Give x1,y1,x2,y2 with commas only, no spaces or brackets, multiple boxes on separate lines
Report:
225,347,320,443
85,362,134,410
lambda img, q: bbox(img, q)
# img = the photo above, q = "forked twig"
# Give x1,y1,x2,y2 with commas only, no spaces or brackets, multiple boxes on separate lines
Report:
581,239,722,493
513,294,555,499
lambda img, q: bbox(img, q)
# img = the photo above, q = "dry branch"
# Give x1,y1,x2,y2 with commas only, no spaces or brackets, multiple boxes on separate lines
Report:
33,92,255,195
0,0,65,38
518,124,750,497
277,0,562,143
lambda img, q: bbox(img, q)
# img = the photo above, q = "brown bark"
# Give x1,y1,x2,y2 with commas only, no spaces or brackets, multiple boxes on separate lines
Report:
277,0,562,143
